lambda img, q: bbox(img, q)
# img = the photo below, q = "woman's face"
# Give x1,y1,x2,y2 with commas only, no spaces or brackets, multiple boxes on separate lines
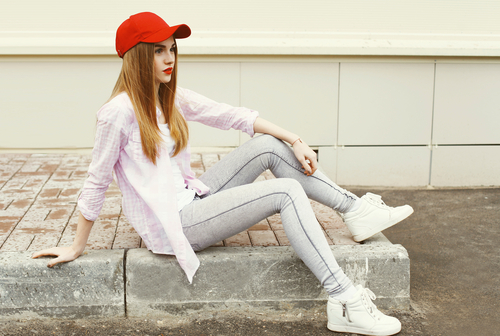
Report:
153,36,176,84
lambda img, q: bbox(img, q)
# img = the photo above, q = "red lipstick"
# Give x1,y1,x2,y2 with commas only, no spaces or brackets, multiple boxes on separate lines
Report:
164,67,173,75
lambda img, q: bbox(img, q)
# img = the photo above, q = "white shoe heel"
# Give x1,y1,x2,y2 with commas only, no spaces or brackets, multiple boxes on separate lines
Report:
341,193,414,242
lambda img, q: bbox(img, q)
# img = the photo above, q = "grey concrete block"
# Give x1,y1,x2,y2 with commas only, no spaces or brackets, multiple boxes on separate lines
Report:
0,250,125,319
126,240,409,318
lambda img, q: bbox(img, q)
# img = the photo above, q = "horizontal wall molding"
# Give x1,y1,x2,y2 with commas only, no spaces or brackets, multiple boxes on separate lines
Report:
2,31,500,57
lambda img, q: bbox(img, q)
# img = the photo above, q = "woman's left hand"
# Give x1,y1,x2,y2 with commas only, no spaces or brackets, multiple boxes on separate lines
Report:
292,139,318,176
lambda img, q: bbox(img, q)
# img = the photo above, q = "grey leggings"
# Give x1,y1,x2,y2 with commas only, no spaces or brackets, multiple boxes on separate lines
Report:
179,134,358,296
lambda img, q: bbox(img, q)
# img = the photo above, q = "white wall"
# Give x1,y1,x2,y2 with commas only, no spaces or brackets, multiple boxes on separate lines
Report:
2,1,500,56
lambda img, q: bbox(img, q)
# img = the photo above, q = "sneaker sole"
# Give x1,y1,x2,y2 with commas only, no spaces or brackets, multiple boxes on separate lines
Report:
352,205,414,242
327,322,401,336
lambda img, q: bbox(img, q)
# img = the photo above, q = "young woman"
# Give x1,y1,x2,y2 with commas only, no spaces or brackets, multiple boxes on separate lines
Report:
33,12,413,336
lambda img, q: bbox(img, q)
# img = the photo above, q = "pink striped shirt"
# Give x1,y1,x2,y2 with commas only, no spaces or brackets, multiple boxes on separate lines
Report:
78,87,259,283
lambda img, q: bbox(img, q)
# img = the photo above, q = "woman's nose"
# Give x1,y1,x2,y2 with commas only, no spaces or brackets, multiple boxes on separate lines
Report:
166,53,174,64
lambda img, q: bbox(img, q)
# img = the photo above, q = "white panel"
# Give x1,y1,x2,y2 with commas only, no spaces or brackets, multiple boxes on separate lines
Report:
177,62,241,147
337,147,430,186
0,60,121,148
240,62,338,146
338,63,434,146
433,63,500,145
317,147,337,183
431,146,500,187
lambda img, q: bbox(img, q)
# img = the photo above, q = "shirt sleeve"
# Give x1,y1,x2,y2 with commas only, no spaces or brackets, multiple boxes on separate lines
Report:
176,87,259,137
77,103,128,221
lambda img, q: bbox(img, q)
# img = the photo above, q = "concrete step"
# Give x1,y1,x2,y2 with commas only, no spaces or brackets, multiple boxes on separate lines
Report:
0,233,409,320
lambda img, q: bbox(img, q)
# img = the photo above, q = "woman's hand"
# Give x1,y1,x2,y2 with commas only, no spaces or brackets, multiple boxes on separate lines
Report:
293,139,318,176
31,246,83,267
31,213,94,267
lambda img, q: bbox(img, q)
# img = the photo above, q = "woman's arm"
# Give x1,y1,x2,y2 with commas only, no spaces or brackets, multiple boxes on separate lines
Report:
253,117,318,176
32,102,127,267
31,213,94,267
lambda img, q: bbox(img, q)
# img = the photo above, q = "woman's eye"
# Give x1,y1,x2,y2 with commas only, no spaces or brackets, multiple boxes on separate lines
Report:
155,49,162,54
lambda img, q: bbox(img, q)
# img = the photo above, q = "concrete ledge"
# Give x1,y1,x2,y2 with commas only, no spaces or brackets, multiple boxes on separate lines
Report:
0,250,125,320
0,234,409,319
126,234,409,318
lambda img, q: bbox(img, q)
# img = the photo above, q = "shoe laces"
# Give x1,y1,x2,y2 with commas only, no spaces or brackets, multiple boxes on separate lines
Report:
364,192,389,209
361,287,384,320
341,288,381,323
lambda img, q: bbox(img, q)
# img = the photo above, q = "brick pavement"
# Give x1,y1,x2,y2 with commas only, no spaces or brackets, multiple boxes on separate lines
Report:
0,153,357,253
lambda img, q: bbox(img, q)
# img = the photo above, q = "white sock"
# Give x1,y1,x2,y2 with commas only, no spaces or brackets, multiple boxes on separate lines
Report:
346,198,363,213
331,285,358,302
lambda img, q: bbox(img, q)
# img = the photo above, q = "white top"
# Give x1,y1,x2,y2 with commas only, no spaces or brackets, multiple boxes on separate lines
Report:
158,122,196,211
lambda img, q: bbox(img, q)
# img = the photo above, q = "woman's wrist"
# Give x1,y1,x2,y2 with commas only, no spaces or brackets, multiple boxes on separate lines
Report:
70,244,85,256
291,137,303,146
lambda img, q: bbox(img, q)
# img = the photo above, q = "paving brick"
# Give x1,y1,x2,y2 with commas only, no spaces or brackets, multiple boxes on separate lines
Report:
22,207,51,221
9,158,30,165
60,188,81,198
0,189,37,198
51,170,73,179
190,153,205,177
0,232,34,251
6,219,67,252
274,229,290,246
23,177,50,190
247,219,271,231
71,171,89,179
267,213,283,230
224,231,251,247
248,230,279,246
86,218,119,250
0,218,20,246
45,205,74,221
254,174,266,182
19,164,42,173
1,178,27,190
9,198,34,212
112,216,141,249
27,233,61,251
325,228,358,245
201,153,219,170
16,219,66,232
38,188,61,198
262,170,275,179
0,199,13,211
38,163,60,174
100,198,122,218
210,241,224,247
310,200,346,230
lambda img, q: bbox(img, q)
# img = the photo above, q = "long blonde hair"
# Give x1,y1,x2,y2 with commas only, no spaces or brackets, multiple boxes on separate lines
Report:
110,42,189,164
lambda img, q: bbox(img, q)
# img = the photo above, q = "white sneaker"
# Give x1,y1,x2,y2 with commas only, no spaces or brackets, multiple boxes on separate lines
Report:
341,193,413,242
327,285,401,336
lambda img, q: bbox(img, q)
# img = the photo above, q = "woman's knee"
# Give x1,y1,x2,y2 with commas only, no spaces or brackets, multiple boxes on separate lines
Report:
250,134,289,153
269,178,305,198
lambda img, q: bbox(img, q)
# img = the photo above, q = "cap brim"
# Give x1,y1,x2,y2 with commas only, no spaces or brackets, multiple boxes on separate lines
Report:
142,24,191,43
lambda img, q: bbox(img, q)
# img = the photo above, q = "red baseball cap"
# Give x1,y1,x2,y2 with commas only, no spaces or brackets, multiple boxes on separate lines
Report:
116,12,191,58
